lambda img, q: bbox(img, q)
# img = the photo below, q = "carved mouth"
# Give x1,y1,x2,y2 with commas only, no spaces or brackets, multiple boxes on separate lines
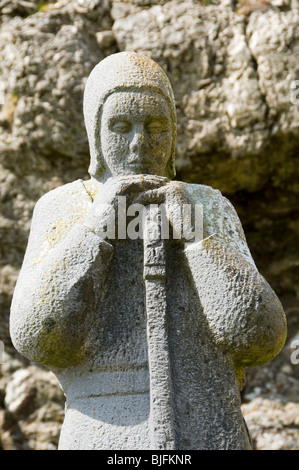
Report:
127,162,145,168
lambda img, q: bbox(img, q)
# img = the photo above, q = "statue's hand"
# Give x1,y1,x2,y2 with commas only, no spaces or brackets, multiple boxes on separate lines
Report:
83,175,169,237
84,177,199,243
135,181,198,243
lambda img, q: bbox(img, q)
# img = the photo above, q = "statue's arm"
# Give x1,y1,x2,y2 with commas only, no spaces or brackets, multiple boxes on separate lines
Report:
10,185,113,369
184,194,287,370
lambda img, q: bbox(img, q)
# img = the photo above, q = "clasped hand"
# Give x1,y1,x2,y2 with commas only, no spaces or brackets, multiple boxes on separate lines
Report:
84,175,198,243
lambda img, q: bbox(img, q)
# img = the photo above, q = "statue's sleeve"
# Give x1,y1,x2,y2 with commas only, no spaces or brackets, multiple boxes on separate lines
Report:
10,183,113,370
184,188,287,370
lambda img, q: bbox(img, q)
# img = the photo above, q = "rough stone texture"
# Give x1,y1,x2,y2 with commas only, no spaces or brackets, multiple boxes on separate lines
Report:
0,358,64,450
242,398,299,450
0,0,298,450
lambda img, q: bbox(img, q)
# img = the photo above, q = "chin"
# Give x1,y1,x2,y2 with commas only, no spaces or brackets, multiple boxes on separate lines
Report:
124,166,151,175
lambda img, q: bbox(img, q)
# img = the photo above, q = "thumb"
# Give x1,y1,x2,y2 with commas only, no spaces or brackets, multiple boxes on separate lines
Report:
133,187,166,206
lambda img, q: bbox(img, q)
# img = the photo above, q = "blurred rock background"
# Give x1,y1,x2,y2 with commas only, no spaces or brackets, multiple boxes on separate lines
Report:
0,0,298,450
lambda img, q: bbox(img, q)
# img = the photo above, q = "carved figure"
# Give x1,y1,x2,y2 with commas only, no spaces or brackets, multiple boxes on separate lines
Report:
10,52,287,450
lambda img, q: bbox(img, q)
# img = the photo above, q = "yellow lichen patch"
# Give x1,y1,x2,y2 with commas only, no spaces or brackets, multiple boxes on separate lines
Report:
35,295,47,307
0,93,19,122
82,180,102,201
44,215,80,248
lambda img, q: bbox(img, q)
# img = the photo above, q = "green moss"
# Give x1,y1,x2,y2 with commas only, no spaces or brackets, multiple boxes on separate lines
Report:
37,2,51,13
34,324,86,369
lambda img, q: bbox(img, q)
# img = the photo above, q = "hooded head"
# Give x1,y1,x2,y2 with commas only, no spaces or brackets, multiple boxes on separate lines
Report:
83,51,176,181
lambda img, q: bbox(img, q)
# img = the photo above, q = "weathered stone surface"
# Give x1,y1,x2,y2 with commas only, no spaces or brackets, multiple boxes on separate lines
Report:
0,0,298,450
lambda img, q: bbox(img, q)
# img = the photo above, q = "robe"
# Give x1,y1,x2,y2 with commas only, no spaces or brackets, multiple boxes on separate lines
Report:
10,178,287,450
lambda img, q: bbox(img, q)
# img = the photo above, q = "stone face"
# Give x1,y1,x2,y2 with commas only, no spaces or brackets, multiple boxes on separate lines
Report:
83,52,176,180
10,52,287,450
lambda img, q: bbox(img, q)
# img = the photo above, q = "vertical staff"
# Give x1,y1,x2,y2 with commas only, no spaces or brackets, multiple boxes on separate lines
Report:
143,205,176,450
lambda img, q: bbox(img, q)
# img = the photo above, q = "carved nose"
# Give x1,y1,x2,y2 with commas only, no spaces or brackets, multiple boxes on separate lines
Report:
129,125,145,156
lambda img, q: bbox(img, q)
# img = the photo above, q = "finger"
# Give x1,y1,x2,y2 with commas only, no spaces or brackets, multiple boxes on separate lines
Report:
121,174,169,183
133,187,166,206
120,179,169,196
108,174,169,185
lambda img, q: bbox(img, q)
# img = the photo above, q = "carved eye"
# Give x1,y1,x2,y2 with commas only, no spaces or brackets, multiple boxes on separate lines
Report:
110,120,131,134
146,118,169,134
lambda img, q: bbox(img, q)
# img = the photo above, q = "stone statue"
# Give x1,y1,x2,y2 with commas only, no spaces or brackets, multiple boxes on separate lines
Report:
10,52,287,450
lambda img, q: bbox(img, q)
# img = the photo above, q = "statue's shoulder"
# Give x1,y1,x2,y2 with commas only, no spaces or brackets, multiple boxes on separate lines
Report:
182,181,255,265
36,179,91,209
181,182,228,231
32,179,96,230
28,180,98,250
181,182,225,207
182,181,239,214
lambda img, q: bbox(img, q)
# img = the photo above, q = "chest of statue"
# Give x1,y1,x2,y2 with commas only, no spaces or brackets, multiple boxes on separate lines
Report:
84,238,196,368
